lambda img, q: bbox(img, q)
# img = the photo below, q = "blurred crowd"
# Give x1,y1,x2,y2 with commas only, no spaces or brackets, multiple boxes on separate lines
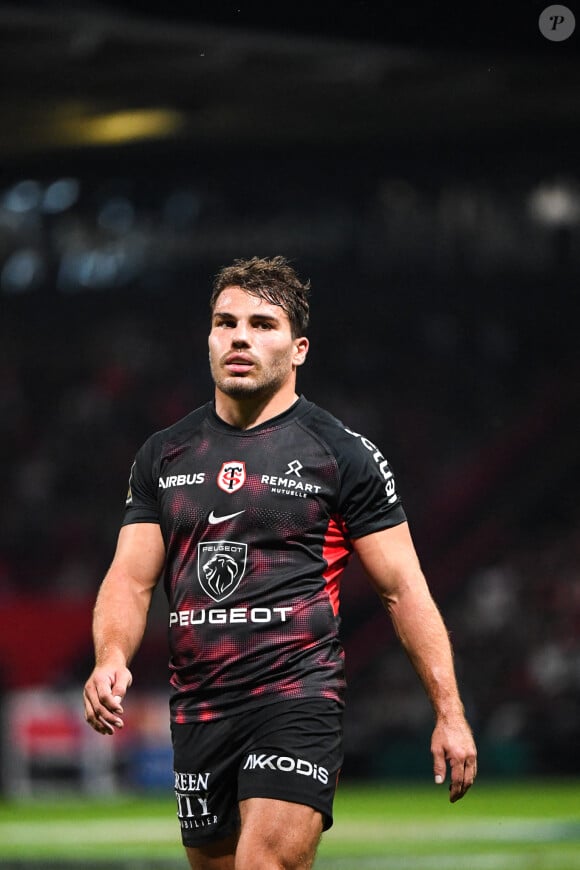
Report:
344,514,580,778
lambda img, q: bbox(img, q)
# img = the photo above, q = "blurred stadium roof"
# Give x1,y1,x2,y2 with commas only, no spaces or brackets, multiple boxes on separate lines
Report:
1,0,579,166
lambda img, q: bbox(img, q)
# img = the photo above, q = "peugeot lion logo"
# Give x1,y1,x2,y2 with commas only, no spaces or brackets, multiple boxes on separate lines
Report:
197,541,248,602
204,554,238,597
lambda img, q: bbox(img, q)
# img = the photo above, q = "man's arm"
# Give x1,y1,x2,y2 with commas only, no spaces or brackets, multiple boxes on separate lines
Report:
353,522,477,802
83,522,165,736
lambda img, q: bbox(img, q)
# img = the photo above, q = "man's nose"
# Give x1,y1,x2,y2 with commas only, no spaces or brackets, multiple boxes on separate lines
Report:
231,323,250,345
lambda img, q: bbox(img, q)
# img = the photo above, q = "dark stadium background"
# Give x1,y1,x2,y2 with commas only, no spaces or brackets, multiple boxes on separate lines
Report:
1,0,579,799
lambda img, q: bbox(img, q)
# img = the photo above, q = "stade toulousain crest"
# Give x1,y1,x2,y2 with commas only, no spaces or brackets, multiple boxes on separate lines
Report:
197,541,248,602
217,460,246,493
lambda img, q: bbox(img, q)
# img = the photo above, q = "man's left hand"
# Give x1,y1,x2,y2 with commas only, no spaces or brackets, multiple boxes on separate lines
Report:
431,716,477,802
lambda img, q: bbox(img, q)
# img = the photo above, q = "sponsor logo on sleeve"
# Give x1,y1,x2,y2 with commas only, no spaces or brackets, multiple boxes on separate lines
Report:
125,462,135,505
344,427,398,503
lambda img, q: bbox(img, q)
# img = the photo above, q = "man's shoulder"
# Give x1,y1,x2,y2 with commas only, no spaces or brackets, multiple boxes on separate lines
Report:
301,401,390,467
300,399,344,430
298,401,355,453
141,402,212,452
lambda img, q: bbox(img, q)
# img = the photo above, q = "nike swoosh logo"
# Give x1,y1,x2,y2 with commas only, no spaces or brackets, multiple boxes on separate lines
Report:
208,509,245,525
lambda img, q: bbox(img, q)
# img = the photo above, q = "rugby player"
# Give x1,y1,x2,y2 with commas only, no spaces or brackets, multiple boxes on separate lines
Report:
84,256,476,870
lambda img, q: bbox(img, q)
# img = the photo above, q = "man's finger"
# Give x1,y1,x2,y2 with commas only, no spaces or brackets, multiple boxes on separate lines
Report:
84,681,124,734
449,755,477,803
449,759,465,803
431,740,447,786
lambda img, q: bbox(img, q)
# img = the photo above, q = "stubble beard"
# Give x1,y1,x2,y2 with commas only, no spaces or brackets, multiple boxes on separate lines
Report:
211,360,290,402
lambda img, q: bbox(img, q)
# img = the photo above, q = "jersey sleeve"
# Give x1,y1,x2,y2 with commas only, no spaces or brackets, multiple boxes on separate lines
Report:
122,434,160,525
333,425,407,539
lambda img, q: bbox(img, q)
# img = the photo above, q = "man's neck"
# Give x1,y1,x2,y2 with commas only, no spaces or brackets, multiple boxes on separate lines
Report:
214,388,299,430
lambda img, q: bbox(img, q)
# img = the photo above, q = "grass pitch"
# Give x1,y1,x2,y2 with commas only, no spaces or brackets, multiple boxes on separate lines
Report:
0,779,578,868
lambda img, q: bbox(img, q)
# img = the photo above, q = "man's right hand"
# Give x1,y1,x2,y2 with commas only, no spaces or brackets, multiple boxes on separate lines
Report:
83,664,132,735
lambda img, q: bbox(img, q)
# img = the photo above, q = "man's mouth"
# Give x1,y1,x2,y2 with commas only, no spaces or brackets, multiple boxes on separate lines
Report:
224,354,255,374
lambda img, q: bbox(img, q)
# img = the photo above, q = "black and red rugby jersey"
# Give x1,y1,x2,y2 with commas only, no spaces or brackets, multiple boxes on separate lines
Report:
123,396,406,723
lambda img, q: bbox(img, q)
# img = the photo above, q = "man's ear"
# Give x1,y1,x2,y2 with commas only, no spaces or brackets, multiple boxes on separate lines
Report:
293,336,309,368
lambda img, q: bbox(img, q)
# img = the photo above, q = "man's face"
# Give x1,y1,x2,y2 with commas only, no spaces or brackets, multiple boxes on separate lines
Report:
209,286,308,401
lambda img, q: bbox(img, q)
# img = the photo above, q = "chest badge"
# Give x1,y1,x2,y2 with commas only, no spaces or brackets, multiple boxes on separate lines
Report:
198,541,248,601
217,460,246,493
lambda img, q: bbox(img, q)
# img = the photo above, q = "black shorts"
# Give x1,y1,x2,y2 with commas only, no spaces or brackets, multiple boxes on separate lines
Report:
171,698,343,847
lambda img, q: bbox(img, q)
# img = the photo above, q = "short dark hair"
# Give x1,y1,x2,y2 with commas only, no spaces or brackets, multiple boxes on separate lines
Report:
210,256,310,337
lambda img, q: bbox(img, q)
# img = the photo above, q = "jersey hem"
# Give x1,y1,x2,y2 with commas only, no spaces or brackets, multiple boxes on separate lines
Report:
170,691,345,725
348,511,407,540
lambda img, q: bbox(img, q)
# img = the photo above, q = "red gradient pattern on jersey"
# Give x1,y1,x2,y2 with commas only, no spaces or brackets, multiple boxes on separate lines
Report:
321,515,352,616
